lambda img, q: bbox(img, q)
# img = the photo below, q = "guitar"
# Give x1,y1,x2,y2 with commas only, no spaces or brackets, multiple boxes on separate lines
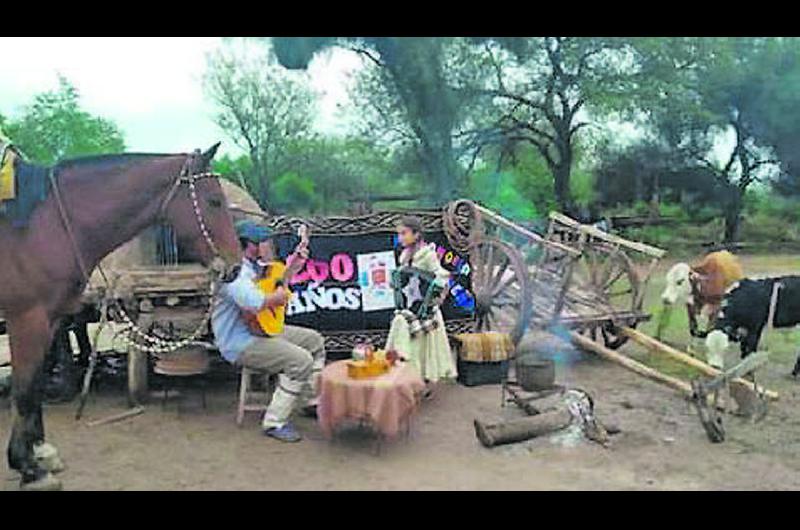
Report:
244,224,310,336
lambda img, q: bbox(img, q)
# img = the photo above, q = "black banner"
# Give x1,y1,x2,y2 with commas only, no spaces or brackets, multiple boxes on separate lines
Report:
273,230,473,332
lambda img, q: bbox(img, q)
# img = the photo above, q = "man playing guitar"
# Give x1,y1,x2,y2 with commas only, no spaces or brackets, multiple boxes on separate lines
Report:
212,220,325,443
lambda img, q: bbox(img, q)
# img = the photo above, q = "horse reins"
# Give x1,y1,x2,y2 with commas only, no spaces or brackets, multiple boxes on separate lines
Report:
62,151,230,419
48,169,95,283
48,151,227,355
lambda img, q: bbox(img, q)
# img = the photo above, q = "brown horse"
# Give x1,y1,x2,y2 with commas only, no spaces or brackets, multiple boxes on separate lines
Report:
0,144,241,490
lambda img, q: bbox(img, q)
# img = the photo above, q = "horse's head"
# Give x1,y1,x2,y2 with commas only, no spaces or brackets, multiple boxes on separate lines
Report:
162,143,242,270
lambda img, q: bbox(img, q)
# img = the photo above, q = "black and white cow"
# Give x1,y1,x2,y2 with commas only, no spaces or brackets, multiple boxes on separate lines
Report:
705,276,800,375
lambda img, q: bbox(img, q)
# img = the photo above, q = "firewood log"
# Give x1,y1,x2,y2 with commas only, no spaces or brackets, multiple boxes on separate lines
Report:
474,408,573,448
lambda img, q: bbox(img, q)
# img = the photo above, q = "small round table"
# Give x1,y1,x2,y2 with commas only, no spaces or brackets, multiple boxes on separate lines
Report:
317,360,425,450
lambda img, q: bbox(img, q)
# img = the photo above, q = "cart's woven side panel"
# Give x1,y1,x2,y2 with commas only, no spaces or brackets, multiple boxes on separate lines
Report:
322,318,475,353
266,209,447,236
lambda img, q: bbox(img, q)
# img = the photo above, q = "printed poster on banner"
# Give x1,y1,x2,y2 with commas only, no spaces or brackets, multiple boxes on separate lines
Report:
357,251,397,312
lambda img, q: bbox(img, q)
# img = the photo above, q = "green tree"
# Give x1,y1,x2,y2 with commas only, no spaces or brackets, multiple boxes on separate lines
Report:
273,37,494,205
271,172,318,213
3,76,125,165
635,37,781,243
745,38,800,195
279,137,398,214
212,153,255,191
203,40,315,207
472,37,640,214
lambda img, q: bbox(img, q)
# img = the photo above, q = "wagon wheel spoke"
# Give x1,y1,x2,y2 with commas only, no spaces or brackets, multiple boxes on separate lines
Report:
492,268,518,299
604,257,627,292
603,266,627,292
588,248,600,287
493,291,518,307
485,309,498,331
476,241,494,293
471,252,484,293
469,237,531,345
483,242,495,288
488,255,511,296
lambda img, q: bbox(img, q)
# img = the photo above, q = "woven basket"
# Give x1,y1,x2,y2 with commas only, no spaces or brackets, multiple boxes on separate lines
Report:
453,332,513,363
153,347,211,377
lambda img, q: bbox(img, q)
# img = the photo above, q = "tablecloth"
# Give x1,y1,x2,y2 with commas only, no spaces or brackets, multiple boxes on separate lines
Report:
317,360,425,439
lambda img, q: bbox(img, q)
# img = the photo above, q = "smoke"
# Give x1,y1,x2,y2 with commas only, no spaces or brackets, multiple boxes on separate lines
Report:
469,169,540,226
519,322,585,389
542,322,584,367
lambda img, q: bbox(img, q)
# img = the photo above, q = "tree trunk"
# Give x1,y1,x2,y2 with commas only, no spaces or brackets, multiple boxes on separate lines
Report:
551,133,574,215
422,137,458,206
723,189,744,244
553,161,573,215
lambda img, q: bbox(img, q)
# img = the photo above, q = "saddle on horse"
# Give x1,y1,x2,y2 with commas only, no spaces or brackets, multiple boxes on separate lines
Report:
0,140,17,201
0,142,51,227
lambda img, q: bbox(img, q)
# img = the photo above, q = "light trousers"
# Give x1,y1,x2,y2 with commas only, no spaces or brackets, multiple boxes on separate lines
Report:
239,325,326,429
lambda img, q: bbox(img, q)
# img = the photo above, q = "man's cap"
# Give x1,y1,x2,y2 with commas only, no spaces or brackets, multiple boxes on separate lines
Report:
235,220,273,243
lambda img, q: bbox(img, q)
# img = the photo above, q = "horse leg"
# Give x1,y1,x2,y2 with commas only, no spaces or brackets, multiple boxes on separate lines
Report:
6,307,62,490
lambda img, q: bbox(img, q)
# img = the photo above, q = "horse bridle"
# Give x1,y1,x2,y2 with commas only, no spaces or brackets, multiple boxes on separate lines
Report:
157,149,223,262
69,151,232,418
51,150,228,355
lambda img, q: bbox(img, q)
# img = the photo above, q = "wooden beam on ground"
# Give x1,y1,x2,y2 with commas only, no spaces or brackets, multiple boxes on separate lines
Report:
621,327,778,401
86,406,145,427
570,331,693,397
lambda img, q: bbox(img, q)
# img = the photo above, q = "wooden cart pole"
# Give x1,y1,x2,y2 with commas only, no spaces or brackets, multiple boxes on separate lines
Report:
621,327,778,401
570,331,693,397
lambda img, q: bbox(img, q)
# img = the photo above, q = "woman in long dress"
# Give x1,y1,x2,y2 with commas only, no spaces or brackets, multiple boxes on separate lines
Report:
386,216,457,394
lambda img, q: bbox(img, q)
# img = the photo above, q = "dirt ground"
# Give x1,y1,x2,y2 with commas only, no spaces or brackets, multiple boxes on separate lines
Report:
2,254,800,490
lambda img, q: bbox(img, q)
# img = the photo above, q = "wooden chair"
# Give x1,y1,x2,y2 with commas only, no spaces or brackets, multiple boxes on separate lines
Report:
236,367,276,427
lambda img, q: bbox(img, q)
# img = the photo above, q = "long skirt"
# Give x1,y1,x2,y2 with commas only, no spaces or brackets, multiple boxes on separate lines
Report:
385,308,457,382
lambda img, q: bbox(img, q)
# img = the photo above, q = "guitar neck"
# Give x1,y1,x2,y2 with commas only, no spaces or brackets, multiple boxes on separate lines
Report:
280,230,310,286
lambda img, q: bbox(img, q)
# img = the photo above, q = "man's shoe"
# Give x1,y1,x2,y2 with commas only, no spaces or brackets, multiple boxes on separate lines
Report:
263,423,303,443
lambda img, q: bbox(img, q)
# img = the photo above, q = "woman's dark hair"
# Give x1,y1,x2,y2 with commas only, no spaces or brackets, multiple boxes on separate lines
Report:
398,215,423,234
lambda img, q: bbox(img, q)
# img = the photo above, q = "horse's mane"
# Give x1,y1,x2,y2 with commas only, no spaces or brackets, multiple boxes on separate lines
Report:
1,153,187,228
54,152,181,172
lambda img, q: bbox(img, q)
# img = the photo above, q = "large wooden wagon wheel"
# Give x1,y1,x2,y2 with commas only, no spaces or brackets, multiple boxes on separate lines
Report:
570,243,641,349
468,237,532,346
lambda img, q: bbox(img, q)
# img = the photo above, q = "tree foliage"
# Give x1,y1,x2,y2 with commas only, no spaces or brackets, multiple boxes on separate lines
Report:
2,76,125,165
204,40,316,206
212,37,800,246
469,37,640,214
631,37,781,242
273,37,496,205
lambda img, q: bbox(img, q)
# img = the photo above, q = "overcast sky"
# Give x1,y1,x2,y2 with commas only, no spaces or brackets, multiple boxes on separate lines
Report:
1,37,738,171
0,37,363,156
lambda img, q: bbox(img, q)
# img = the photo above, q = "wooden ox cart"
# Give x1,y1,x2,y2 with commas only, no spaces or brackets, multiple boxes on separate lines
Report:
438,200,665,349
